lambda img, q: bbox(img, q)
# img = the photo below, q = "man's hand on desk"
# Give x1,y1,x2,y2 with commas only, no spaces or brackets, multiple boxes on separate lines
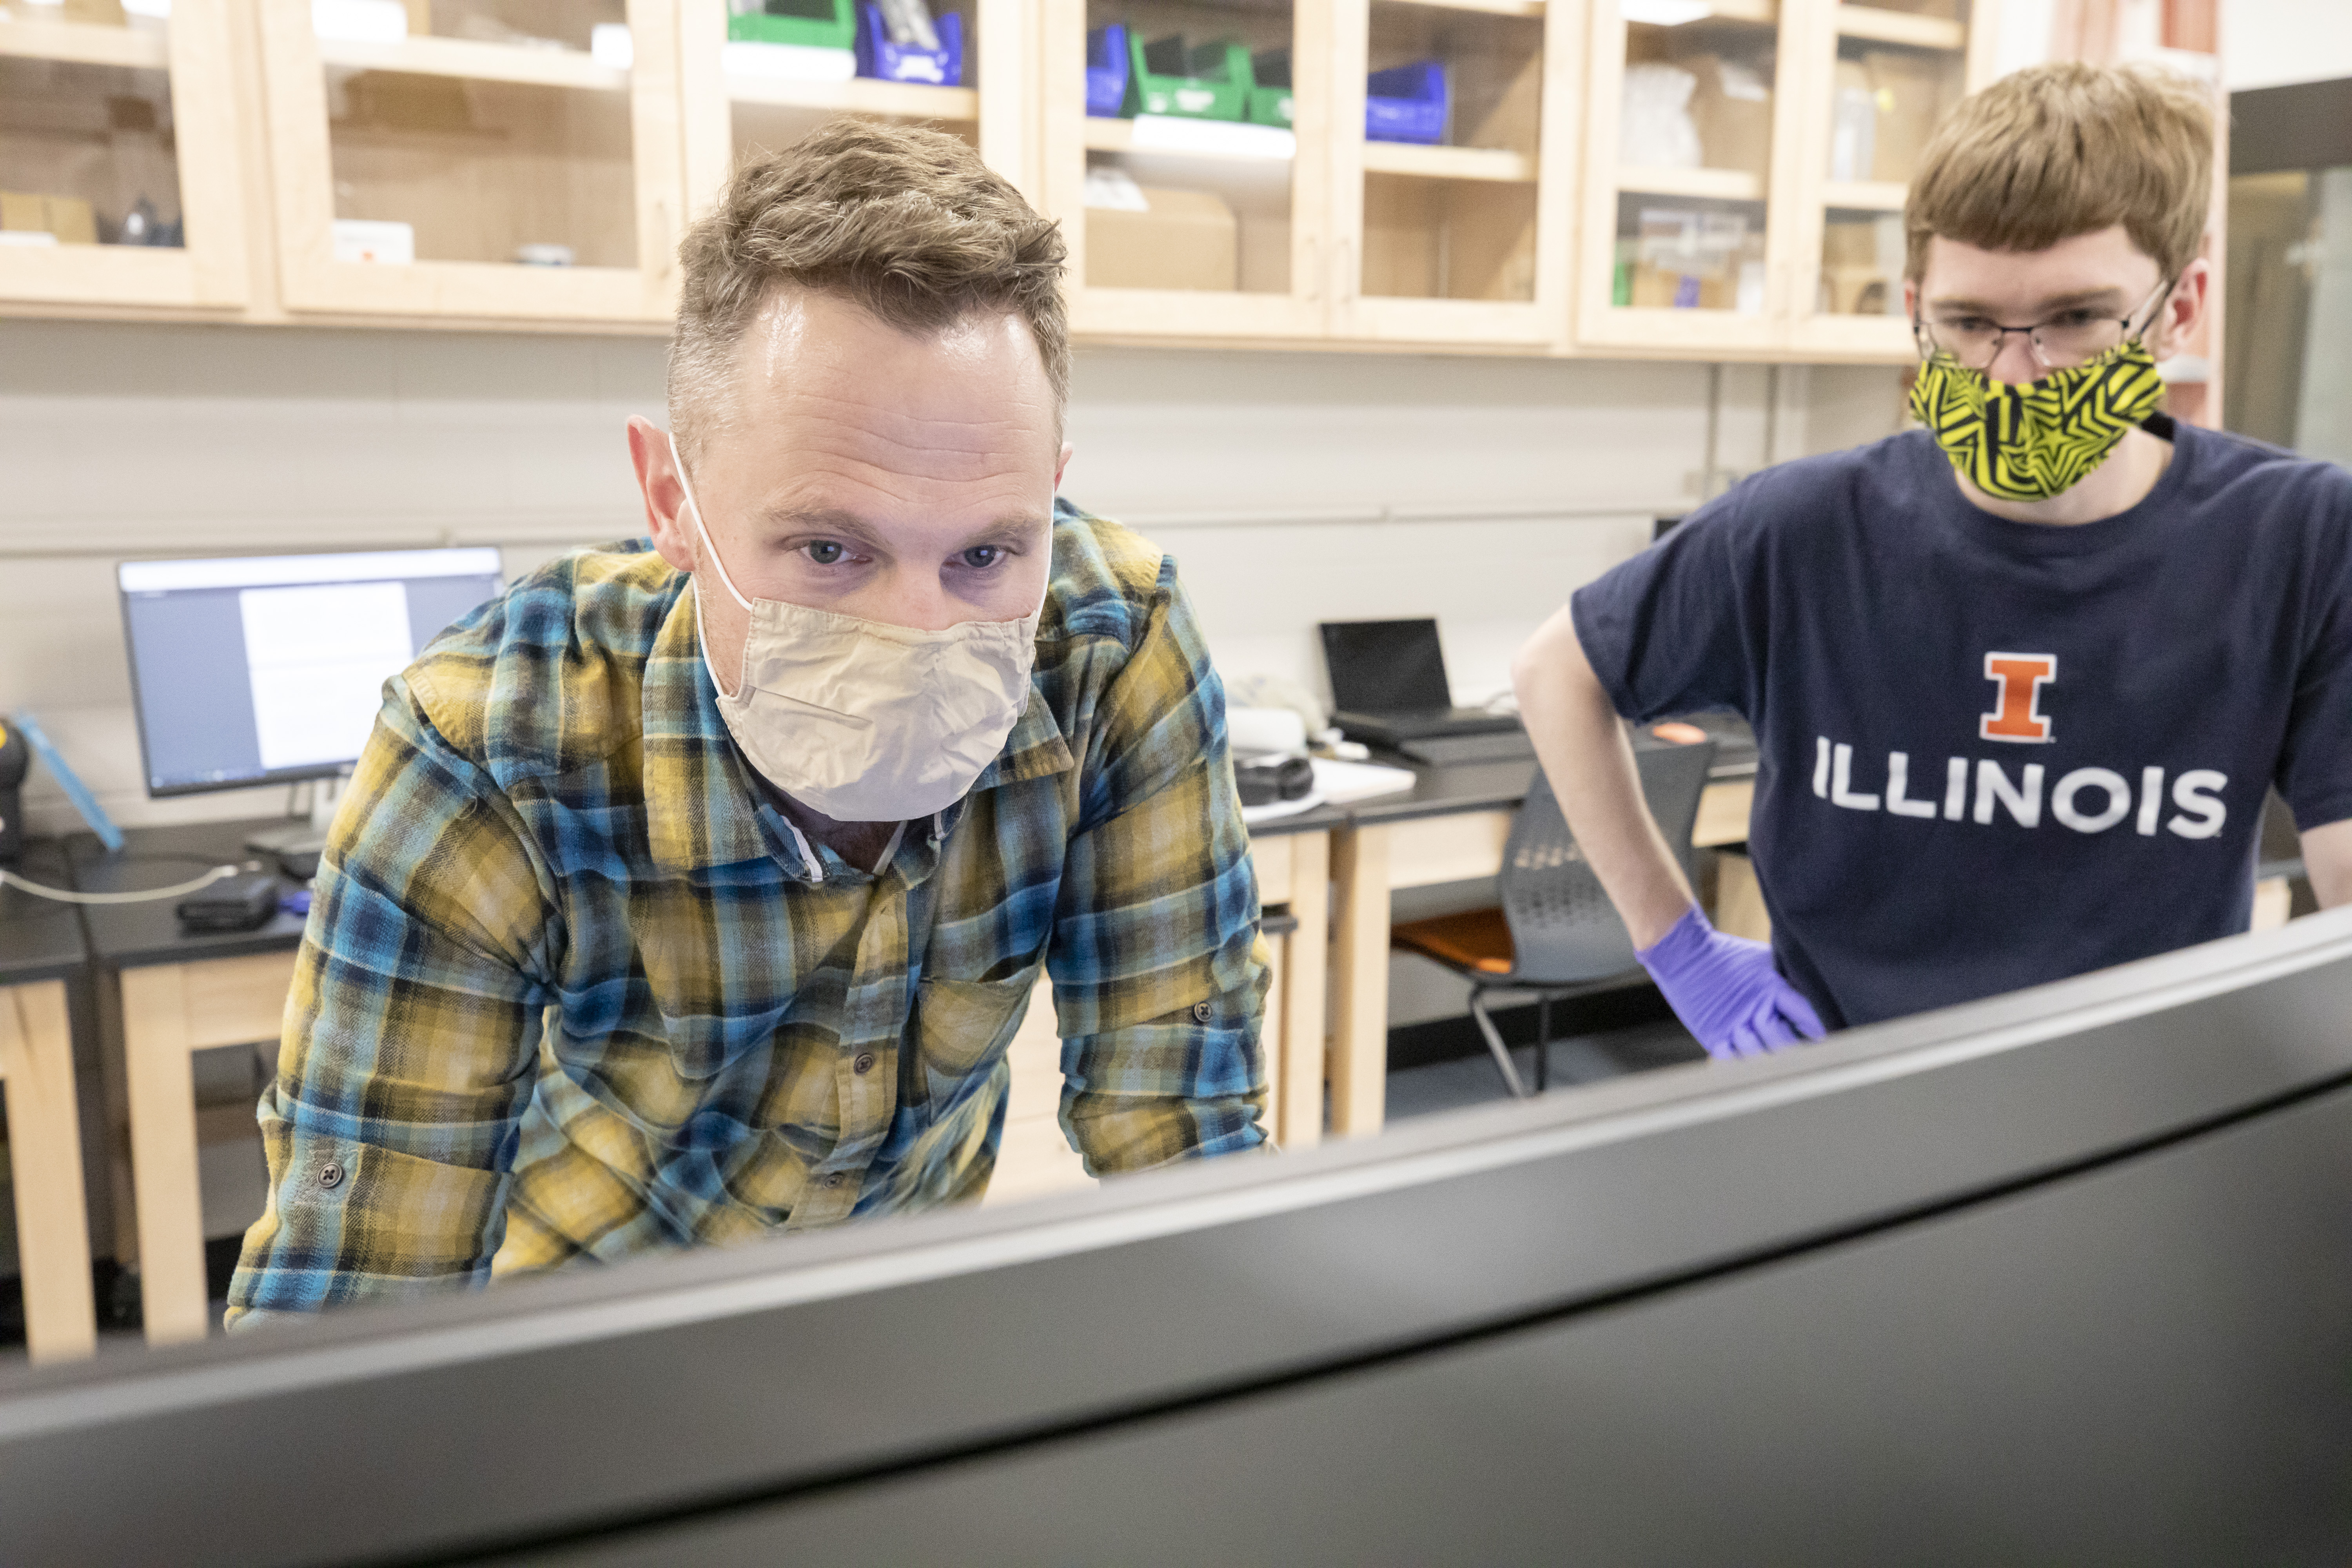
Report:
1637,906,1826,1060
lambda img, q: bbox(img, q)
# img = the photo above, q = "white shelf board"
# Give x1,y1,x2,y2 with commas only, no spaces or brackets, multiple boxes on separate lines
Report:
1616,164,1764,201
0,17,168,69
1834,5,1966,48
316,33,627,91
728,73,978,118
1362,142,1536,182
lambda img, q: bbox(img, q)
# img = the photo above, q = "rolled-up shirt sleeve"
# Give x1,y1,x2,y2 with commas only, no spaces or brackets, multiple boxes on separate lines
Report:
225,682,553,1328
1046,556,1270,1174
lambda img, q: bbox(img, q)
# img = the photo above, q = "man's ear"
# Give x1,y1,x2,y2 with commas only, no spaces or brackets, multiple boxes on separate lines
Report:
1054,441,1074,492
2152,257,2211,361
628,416,697,576
1902,276,1919,322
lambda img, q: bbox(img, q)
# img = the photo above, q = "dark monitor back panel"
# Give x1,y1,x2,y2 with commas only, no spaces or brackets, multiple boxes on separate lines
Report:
7,912,2352,1566
521,1080,2352,1566
1319,618,1452,714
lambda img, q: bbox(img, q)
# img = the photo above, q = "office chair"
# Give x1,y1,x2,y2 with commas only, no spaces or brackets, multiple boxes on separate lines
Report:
1391,737,1716,1097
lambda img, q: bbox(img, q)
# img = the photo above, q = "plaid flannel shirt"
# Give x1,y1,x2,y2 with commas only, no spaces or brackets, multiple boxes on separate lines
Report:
227,505,1268,1325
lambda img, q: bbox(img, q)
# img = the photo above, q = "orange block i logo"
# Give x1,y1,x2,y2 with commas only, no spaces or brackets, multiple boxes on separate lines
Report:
1980,653,2057,744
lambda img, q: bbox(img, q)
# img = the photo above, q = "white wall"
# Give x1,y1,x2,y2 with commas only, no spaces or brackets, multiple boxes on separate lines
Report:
2225,0,2352,90
0,319,1904,1027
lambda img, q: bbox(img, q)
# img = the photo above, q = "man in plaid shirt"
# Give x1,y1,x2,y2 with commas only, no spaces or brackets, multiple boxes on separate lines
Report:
228,121,1269,1326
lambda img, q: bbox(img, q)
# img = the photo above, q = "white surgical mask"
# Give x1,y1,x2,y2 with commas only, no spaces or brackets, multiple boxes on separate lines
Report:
668,433,1043,822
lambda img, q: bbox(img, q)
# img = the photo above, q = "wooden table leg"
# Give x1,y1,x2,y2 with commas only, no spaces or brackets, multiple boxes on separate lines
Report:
1280,831,1329,1151
1,980,97,1363
118,965,211,1346
1327,824,1390,1140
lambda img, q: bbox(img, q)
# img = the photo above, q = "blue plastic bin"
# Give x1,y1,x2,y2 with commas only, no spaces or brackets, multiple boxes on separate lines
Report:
1366,60,1447,144
1085,24,1129,117
857,4,964,85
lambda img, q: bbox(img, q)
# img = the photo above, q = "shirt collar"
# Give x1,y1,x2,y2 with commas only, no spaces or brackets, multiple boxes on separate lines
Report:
643,579,1076,877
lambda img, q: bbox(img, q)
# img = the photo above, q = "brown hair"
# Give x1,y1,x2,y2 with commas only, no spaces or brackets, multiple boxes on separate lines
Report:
1905,62,2212,282
668,118,1068,459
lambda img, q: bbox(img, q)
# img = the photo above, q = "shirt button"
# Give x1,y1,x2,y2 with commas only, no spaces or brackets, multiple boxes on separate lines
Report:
318,1160,344,1190
853,1052,877,1075
823,1172,845,1189
1192,1002,1213,1024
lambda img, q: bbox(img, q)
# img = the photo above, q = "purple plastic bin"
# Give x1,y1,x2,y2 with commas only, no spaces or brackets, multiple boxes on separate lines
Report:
857,4,964,86
1086,24,1129,118
1366,60,1446,144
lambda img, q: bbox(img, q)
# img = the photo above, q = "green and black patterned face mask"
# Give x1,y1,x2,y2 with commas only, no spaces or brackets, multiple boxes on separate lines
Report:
1908,338,2168,503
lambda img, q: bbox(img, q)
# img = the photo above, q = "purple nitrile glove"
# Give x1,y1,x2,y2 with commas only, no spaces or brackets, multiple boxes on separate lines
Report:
1637,905,1826,1060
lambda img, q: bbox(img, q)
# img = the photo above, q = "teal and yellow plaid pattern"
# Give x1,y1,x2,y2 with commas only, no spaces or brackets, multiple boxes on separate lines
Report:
227,506,1268,1324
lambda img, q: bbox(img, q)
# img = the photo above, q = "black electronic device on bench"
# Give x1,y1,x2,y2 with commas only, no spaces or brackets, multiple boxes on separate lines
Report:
1319,618,1526,761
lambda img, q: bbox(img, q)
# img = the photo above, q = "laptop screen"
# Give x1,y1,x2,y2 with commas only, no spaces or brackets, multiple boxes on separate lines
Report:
1320,619,1452,714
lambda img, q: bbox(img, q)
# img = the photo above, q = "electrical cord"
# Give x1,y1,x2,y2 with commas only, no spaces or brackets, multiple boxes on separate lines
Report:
0,865,240,905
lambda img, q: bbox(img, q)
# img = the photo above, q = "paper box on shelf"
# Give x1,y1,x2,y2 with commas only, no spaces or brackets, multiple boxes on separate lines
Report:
1086,185,1237,292
1866,50,1949,184
1685,53,1771,180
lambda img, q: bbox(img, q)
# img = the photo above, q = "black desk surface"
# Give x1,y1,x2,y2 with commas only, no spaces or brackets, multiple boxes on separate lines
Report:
66,820,307,971
0,838,90,988
1343,757,1541,827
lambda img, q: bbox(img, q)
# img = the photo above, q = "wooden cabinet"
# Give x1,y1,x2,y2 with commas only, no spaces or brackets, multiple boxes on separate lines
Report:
252,0,685,326
0,0,250,316
1042,0,1334,341
5,0,2206,367
676,0,1036,225
1576,0,2002,361
1329,0,1582,345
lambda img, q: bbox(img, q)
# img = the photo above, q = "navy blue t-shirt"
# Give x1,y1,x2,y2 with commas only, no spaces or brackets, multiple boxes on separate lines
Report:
1572,421,2352,1030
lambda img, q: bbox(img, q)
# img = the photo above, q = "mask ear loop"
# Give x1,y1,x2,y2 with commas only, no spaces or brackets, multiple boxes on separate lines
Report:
669,430,760,705
667,431,755,615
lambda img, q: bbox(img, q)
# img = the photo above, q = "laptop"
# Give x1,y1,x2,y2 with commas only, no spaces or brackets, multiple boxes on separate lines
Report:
1319,619,1523,751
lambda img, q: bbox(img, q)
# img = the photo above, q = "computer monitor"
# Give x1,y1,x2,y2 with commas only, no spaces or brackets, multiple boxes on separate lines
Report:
1319,617,1452,715
116,547,503,798
10,909,2352,1564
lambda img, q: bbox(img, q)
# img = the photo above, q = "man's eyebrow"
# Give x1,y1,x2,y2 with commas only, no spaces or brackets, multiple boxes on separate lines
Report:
757,507,891,546
755,508,1053,548
953,513,1054,548
1927,286,2129,316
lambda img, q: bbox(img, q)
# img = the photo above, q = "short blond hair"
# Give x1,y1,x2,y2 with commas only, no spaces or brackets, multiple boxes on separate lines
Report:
669,118,1068,461
1906,62,2212,282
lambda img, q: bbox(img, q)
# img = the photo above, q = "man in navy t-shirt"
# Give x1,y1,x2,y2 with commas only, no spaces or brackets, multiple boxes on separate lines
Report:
1514,63,2352,1050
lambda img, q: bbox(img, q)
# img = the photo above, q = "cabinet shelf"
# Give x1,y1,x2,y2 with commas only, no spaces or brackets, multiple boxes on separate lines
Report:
727,74,979,119
1822,179,1908,210
316,34,628,92
1617,165,1763,201
1623,0,1776,27
1380,0,1545,16
1083,115,1298,161
0,18,169,70
1363,142,1535,181
1833,5,1966,49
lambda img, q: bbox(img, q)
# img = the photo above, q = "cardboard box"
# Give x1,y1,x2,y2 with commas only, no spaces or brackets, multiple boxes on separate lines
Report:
0,192,98,246
1085,185,1237,292
1684,54,1773,181
1866,50,1950,184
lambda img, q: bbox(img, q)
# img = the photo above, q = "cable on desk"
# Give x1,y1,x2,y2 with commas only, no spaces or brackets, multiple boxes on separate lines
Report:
0,865,239,904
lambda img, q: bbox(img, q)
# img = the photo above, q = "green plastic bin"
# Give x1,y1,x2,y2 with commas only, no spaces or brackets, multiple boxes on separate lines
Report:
729,0,856,52
1247,47,1294,128
1127,34,1251,121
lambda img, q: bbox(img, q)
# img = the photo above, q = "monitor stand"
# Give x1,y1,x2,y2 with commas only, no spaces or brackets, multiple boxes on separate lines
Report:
244,771,345,869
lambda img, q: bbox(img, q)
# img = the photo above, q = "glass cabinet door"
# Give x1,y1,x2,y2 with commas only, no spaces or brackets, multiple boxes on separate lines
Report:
1042,0,1331,340
0,0,247,313
256,0,684,324
1576,0,1791,353
677,0,1027,232
1329,0,1579,345
1782,0,1999,356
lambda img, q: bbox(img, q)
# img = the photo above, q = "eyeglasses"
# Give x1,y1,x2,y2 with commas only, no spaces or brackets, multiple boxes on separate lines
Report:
1913,276,2174,373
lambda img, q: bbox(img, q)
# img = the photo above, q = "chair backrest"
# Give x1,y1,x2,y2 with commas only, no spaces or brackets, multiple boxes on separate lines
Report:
1499,738,1717,985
